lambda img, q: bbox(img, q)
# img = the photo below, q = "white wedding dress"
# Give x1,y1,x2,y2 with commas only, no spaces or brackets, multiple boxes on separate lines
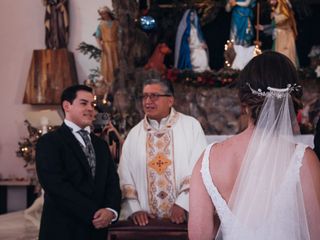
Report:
201,142,309,240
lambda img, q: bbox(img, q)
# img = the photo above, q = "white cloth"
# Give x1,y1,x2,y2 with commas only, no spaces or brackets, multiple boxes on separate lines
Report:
119,109,207,219
231,45,256,70
0,211,39,239
201,142,308,240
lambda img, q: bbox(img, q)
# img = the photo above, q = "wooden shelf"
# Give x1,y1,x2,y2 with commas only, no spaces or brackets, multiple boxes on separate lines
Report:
0,180,32,186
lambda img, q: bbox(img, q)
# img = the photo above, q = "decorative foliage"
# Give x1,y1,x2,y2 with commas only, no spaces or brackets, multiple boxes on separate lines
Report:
77,42,101,62
87,67,102,82
16,120,58,167
78,42,106,89
166,68,239,87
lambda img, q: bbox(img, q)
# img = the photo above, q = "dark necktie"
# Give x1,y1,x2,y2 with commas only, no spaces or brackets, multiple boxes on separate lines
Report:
78,129,96,177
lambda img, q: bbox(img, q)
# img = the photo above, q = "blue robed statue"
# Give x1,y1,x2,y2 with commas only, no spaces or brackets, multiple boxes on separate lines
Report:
174,9,210,72
226,0,256,46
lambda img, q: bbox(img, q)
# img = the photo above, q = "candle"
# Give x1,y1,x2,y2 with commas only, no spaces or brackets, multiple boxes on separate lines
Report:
40,116,49,134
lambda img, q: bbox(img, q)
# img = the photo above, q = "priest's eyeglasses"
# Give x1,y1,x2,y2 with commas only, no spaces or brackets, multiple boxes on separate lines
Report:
141,93,172,101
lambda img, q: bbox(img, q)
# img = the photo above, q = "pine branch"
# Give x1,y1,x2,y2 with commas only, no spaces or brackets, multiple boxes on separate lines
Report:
77,42,101,62
88,67,101,81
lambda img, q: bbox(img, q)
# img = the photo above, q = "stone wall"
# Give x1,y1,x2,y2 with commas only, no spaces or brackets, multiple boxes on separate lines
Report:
110,77,320,136
173,84,242,134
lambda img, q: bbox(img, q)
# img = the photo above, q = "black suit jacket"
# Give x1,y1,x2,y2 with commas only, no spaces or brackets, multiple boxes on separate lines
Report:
36,123,121,240
314,119,320,160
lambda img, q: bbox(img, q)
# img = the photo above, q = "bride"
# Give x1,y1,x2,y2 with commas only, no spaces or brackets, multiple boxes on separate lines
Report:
188,51,320,239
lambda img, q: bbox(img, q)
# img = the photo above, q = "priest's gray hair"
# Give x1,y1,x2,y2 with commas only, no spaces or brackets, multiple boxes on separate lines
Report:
142,78,175,96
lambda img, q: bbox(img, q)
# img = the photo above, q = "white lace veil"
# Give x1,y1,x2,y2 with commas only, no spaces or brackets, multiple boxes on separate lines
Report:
215,52,320,239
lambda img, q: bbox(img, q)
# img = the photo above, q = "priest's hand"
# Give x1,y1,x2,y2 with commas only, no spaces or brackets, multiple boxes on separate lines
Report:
92,208,114,229
170,204,186,224
131,211,155,226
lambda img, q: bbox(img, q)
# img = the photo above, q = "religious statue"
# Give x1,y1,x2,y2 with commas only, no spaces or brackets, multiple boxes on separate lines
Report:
94,6,119,84
256,0,298,67
225,0,256,47
43,0,69,49
144,43,171,74
224,0,258,70
174,9,210,73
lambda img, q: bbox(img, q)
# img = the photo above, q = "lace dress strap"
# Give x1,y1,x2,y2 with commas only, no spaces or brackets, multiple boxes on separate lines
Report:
295,143,307,165
289,143,308,182
200,143,233,224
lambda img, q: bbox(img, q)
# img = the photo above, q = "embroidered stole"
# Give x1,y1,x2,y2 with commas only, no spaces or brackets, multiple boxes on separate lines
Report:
144,111,179,218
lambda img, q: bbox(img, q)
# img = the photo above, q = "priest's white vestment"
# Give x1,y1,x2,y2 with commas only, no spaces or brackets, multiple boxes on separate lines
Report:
118,109,207,219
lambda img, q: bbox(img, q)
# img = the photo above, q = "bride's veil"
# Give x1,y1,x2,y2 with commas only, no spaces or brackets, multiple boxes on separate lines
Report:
215,52,320,239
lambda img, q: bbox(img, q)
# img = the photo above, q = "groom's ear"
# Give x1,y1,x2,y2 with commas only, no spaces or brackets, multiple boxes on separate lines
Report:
62,100,72,113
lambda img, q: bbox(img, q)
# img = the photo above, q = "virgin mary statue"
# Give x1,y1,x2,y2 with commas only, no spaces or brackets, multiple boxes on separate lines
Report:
174,9,210,72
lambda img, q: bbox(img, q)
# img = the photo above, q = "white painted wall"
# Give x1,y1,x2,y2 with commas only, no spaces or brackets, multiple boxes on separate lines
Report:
0,0,112,179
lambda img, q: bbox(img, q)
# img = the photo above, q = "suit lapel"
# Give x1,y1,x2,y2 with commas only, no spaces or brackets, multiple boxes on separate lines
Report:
58,124,94,184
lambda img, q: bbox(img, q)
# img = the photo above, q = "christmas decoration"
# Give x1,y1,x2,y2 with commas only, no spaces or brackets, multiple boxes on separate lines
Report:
16,120,58,167
140,16,157,31
166,67,239,87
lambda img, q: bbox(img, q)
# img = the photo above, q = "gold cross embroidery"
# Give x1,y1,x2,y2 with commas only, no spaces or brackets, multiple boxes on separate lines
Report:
148,153,172,175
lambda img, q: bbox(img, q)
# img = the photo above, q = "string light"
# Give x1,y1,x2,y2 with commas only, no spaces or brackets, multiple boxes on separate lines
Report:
254,44,262,56
224,39,234,68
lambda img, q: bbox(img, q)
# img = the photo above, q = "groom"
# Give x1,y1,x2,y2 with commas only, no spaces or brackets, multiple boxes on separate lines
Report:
36,85,121,240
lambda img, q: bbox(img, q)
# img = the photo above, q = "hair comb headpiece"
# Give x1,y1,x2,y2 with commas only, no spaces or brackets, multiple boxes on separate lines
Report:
246,83,301,99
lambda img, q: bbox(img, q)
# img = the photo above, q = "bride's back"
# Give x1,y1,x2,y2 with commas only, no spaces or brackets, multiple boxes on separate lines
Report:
208,128,252,204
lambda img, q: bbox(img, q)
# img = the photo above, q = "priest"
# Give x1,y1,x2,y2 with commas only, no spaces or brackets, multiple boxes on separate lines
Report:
118,78,207,226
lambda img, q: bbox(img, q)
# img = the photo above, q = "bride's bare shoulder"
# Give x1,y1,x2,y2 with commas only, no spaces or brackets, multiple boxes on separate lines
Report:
214,133,248,150
303,147,320,170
